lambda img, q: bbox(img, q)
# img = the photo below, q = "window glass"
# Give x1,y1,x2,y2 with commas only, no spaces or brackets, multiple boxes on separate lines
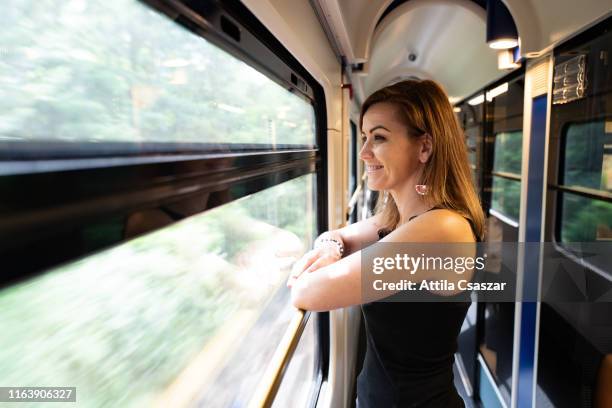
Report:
0,0,315,148
560,193,612,242
466,127,480,170
491,176,521,221
349,121,357,198
492,131,522,175
0,174,316,407
563,121,612,191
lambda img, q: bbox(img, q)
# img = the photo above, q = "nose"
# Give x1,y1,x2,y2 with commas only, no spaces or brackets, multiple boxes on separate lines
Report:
359,139,373,160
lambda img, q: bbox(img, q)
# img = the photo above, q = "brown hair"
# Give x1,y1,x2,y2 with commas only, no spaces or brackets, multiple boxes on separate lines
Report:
360,79,484,240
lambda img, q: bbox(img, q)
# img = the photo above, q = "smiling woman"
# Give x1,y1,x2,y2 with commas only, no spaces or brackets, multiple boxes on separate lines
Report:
288,79,484,407
360,103,428,203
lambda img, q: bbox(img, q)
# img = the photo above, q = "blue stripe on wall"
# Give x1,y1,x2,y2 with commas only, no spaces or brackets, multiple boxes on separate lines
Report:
516,94,548,408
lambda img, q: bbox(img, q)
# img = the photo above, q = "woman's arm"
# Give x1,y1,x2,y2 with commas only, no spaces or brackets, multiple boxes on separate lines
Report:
286,213,384,287
290,209,476,311
328,212,384,256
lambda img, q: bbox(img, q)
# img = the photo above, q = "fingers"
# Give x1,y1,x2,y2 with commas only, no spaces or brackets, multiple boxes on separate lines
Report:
286,248,343,287
304,257,331,274
290,251,315,277
287,249,320,287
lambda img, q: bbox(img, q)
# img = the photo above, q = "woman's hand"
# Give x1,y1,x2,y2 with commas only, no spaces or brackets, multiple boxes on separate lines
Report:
286,247,341,288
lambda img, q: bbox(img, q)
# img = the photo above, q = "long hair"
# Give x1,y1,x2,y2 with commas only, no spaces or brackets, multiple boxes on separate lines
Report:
359,79,485,240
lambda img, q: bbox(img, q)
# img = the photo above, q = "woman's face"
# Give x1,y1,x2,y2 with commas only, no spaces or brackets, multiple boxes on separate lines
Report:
359,102,423,192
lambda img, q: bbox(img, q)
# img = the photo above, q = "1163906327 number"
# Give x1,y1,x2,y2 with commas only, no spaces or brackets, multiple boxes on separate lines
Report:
0,387,76,402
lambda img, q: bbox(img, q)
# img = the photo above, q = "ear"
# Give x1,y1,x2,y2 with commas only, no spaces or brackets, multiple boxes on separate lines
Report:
418,133,433,164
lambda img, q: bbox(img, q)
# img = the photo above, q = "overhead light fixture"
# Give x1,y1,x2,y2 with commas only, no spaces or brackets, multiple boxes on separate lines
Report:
486,83,508,101
490,39,518,50
497,49,521,70
486,0,519,49
468,94,485,106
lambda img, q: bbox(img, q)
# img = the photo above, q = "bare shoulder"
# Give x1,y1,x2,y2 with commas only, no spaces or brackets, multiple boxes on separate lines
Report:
382,208,475,243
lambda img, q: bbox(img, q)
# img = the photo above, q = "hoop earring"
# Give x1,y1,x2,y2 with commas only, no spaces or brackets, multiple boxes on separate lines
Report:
415,184,428,196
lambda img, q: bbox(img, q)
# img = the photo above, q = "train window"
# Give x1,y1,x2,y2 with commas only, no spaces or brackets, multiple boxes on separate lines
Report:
466,128,479,169
560,193,612,242
465,126,480,189
490,175,521,221
562,121,612,191
0,0,327,406
0,0,315,153
456,101,484,194
492,131,522,175
558,121,612,243
0,174,317,406
490,131,523,221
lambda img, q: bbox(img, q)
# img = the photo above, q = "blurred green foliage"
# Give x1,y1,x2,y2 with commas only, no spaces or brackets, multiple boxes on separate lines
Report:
491,176,521,221
0,174,315,407
490,131,522,221
492,131,522,175
560,122,612,242
561,194,612,242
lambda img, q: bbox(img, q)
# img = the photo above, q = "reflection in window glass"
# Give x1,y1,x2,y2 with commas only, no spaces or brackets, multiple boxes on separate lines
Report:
466,127,480,170
471,169,480,191
271,314,317,408
491,176,520,220
0,0,315,147
563,121,612,191
0,174,316,407
560,193,612,242
492,131,522,175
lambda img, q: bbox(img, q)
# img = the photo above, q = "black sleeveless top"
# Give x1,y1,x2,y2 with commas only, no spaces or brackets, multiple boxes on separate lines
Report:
357,208,478,408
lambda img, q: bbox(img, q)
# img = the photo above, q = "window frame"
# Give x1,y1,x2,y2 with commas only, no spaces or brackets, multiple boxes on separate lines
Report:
553,119,612,247
482,69,525,226
551,117,612,243
490,130,523,223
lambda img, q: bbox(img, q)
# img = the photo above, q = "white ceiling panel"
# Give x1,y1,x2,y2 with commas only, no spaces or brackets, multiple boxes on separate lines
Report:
363,0,501,100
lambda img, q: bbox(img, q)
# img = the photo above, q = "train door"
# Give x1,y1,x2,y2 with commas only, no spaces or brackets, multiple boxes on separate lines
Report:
456,69,526,407
479,71,526,407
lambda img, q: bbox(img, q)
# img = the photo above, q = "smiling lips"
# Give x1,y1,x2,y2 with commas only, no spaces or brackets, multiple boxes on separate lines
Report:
366,164,384,173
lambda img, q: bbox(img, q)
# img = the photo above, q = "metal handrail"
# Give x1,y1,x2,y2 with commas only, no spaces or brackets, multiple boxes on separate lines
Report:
247,309,311,408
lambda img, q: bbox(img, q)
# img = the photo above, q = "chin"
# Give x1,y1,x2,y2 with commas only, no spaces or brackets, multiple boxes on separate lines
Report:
367,181,385,191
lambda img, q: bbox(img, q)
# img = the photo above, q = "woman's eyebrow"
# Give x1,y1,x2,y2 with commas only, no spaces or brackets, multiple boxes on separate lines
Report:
368,125,390,133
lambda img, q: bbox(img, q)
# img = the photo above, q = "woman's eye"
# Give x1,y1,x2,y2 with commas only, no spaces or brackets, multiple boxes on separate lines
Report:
361,136,367,143
374,135,386,141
